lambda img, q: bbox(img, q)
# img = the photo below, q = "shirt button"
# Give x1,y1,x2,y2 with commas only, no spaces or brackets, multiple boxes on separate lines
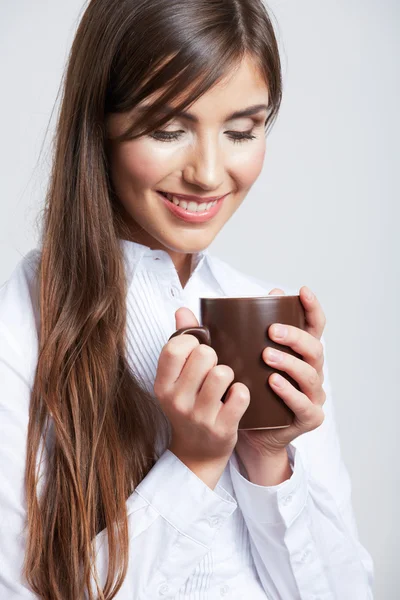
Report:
208,516,220,527
299,546,312,563
282,494,293,505
158,582,170,595
169,285,181,299
220,584,230,596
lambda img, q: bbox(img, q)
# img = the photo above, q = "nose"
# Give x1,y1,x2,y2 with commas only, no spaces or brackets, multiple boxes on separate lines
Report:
182,133,225,191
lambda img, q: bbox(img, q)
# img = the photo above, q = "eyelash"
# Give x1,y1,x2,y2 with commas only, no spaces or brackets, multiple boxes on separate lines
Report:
149,130,257,144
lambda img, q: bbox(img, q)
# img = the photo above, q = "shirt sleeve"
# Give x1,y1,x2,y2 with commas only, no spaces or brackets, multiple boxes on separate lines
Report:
0,320,237,600
228,333,375,600
91,450,237,598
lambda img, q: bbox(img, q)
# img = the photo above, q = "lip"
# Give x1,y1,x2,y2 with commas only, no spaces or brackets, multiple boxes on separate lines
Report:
156,190,227,223
157,190,228,203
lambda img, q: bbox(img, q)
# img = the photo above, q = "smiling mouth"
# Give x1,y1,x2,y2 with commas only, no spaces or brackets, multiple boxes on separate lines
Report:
157,190,220,212
157,190,228,202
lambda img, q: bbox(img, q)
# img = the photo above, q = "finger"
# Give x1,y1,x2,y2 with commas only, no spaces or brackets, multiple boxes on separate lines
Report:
268,373,325,430
155,334,202,391
175,306,200,330
195,363,236,423
268,288,285,295
267,323,324,373
175,343,218,400
216,381,251,432
263,346,326,406
299,286,326,340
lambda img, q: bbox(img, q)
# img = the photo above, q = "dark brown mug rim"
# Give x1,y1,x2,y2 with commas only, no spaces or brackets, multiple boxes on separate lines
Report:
199,295,299,300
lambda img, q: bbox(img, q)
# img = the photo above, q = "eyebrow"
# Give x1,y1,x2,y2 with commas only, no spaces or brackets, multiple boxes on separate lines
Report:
137,103,268,123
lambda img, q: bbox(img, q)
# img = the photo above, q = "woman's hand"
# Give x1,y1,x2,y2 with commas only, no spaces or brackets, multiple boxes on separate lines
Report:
154,307,251,489
235,285,327,461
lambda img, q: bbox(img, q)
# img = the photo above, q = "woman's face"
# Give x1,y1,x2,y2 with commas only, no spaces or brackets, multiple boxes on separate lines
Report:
106,55,269,267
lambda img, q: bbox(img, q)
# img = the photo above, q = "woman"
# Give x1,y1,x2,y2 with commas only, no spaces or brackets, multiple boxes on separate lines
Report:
0,0,374,598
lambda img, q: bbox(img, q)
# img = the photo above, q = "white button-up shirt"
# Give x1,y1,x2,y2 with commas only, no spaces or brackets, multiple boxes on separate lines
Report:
0,239,374,599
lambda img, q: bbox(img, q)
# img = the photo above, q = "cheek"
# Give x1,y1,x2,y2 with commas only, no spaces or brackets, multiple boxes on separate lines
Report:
110,140,170,190
230,144,266,188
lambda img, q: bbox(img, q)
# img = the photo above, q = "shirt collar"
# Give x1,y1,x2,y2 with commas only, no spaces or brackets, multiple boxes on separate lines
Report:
118,237,210,287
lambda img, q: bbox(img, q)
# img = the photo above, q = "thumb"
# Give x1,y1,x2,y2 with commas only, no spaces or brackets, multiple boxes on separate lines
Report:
268,287,286,295
174,306,200,331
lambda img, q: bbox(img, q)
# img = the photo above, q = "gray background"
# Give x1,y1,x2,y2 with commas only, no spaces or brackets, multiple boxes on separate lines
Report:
1,1,398,598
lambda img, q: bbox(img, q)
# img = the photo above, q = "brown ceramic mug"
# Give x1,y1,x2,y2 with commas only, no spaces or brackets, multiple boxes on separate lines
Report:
168,295,306,430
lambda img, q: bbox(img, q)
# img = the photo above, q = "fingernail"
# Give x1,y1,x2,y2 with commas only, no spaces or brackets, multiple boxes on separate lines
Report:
272,324,287,338
305,288,314,301
266,348,282,362
271,374,285,387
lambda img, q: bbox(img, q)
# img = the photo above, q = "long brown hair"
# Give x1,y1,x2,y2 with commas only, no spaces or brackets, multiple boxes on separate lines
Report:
24,0,283,597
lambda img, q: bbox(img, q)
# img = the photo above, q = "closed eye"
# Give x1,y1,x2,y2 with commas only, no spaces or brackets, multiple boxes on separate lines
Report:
149,130,258,144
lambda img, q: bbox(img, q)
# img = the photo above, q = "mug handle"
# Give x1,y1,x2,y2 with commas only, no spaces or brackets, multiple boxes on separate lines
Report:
168,326,211,346
168,326,233,404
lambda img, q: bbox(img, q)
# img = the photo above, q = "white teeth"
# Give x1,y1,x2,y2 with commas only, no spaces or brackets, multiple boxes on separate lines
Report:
168,194,217,212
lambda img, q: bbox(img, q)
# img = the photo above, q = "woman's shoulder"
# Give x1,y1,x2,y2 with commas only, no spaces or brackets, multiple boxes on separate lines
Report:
0,247,41,383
